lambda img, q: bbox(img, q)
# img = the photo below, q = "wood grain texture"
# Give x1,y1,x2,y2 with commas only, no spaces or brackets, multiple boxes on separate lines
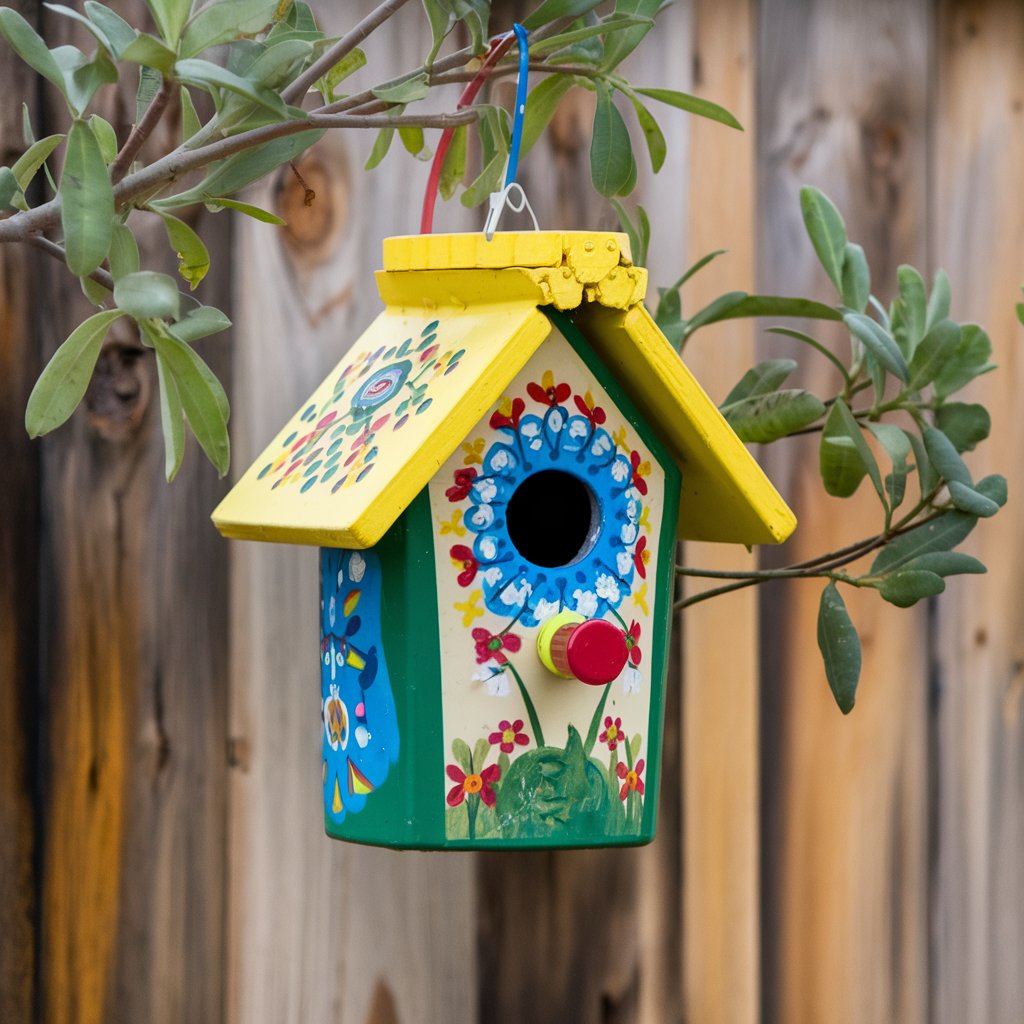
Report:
931,3,1024,1021
756,2,932,1022
0,3,42,1019
680,2,761,1021
35,5,230,1022
225,7,477,1023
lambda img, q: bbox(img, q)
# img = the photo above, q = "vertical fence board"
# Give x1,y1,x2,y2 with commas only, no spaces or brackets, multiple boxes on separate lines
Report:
0,2,41,1018
681,2,760,1022
932,3,1024,1022
35,7,230,1022
757,2,932,1022
474,4,691,1022
225,8,477,1023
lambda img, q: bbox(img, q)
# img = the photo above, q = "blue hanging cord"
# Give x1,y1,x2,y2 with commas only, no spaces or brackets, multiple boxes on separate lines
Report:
504,23,529,188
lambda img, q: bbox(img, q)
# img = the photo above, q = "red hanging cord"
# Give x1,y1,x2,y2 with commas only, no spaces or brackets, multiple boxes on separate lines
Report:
420,34,516,234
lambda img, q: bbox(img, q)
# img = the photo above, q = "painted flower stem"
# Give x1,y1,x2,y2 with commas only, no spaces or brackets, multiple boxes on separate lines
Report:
583,683,613,756
505,662,544,748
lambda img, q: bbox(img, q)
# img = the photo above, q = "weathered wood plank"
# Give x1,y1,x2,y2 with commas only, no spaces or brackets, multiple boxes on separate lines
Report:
932,3,1024,1021
225,7,477,1023
0,4,42,1020
756,2,932,1021
680,2,761,1021
35,6,230,1022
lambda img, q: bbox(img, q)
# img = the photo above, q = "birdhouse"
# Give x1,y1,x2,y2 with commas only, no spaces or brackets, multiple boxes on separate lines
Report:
212,231,795,850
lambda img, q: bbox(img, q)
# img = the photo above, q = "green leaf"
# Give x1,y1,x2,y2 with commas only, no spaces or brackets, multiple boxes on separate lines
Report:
799,185,847,293
154,346,185,481
84,2,138,57
179,0,279,58
66,48,118,113
145,0,192,46
623,89,665,172
174,58,289,118
531,14,651,54
438,124,467,200
452,737,472,774
765,327,852,384
60,120,114,277
601,0,659,70
975,473,1007,507
155,129,324,207
932,324,994,398
203,196,287,223
421,0,456,63
317,46,366,103
168,304,231,342
722,359,798,406
398,125,427,158
150,330,230,475
721,389,826,443
905,430,938,498
907,318,961,390
682,291,747,336
25,309,124,436
120,32,177,73
86,115,116,164
819,398,879,499
870,511,977,576
113,270,181,320
44,3,113,50
935,402,990,453
947,481,1000,518
521,0,605,30
922,425,971,486
373,71,430,104
817,582,861,714
591,82,635,197
692,293,842,325
925,268,951,333
520,74,573,156
108,221,140,279
634,86,741,130
460,149,505,207
893,264,927,356
842,311,908,382
180,86,201,142
157,211,211,289
840,241,869,312
80,274,108,305
868,422,912,514
136,65,163,123
0,9,70,102
364,126,395,171
0,167,23,211
900,551,986,578
877,570,945,608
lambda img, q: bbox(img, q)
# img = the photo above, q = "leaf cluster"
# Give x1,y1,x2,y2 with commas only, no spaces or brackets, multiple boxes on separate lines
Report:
673,186,1006,714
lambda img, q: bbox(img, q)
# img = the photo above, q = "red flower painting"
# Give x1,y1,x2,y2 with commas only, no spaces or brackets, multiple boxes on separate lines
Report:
489,397,525,431
472,628,522,664
624,620,643,666
445,466,478,502
599,715,623,751
616,759,645,801
633,535,649,579
527,370,571,407
446,763,501,807
629,450,650,495
449,544,478,586
488,719,529,754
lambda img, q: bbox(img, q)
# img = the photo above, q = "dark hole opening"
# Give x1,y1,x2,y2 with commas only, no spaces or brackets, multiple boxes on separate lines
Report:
505,470,598,568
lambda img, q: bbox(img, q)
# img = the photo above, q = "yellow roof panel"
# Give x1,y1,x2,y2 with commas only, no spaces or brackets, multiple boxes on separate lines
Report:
212,299,550,547
578,304,797,545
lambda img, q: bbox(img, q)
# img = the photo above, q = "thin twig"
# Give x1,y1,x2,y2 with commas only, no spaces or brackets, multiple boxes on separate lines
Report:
27,234,114,292
110,77,175,184
281,0,415,105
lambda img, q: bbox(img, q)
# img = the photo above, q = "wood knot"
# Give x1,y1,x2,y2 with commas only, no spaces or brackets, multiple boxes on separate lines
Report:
273,147,348,265
85,326,149,441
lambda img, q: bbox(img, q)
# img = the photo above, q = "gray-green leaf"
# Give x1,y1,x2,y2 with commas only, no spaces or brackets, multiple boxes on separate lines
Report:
907,319,961,390
520,74,573,156
179,0,279,59
60,119,114,277
0,8,70,102
817,582,861,714
108,221,140,279
722,389,826,443
154,347,185,481
799,185,847,293
877,570,945,608
722,359,797,406
843,311,908,382
373,71,430,104
935,402,990,453
947,481,1000,518
113,270,181,320
870,511,977,576
819,398,882,500
840,242,869,312
168,305,232,342
591,82,636,197
25,309,124,436
634,86,741,130
922,425,971,486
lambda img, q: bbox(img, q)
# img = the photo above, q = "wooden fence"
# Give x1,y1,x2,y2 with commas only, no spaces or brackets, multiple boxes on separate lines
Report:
1,0,1021,1021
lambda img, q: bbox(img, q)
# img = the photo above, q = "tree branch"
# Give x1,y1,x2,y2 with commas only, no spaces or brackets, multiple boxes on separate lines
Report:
109,76,175,184
27,235,114,292
281,0,415,105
